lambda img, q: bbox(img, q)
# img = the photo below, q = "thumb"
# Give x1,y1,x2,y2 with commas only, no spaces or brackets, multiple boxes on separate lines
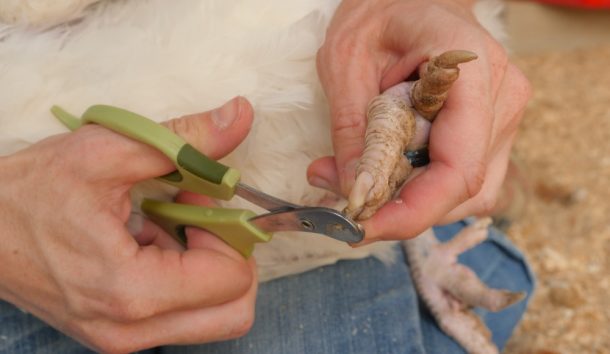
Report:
164,96,253,160
94,96,254,184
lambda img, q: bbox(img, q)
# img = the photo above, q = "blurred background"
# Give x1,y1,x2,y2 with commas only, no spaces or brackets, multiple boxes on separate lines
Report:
500,2,610,353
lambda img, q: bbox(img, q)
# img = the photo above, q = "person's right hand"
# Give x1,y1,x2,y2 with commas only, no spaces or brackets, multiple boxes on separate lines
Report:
0,97,257,353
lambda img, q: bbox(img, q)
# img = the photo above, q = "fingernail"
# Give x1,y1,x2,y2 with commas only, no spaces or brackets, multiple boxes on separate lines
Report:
211,97,241,130
309,176,332,191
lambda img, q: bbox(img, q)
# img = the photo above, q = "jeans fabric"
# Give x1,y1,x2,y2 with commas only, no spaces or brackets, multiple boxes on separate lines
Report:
0,220,535,354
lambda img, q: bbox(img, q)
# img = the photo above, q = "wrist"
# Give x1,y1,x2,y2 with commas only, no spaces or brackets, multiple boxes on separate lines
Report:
0,156,11,299
0,153,26,300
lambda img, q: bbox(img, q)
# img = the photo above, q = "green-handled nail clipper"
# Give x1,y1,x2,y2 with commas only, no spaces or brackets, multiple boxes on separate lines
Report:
51,104,364,257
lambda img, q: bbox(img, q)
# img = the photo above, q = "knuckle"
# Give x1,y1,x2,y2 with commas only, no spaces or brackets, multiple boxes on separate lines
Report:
317,44,354,88
64,295,98,320
315,45,327,73
57,133,92,168
477,191,499,215
330,36,355,57
165,116,194,135
497,65,532,135
61,272,134,323
165,115,208,151
332,106,366,140
109,296,152,323
507,64,533,104
321,32,347,54
104,286,152,322
465,160,487,200
316,33,364,78
165,117,202,136
59,125,122,175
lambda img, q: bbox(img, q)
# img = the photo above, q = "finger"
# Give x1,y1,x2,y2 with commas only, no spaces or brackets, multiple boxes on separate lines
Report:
68,211,254,324
139,96,253,182
111,183,252,319
173,191,245,260
317,41,380,195
174,191,217,207
185,228,245,263
488,64,531,154
441,64,530,222
143,258,258,346
100,235,254,323
163,96,253,160
359,161,469,241
306,156,342,195
82,258,258,352
128,213,184,251
76,97,254,184
440,130,517,223
129,190,221,252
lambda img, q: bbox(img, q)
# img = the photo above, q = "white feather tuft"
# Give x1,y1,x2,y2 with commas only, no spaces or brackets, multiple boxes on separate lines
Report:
0,0,506,281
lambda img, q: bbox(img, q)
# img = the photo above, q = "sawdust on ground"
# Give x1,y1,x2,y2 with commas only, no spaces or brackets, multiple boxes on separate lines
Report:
502,46,610,354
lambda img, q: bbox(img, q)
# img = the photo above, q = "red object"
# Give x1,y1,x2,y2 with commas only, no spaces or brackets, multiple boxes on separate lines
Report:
534,0,610,8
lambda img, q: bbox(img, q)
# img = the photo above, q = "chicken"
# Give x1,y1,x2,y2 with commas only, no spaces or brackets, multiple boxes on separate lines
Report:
0,1,525,350
345,51,526,354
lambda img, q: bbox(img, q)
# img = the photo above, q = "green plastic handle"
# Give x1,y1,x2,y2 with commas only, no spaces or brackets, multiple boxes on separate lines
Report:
141,199,272,258
51,104,239,200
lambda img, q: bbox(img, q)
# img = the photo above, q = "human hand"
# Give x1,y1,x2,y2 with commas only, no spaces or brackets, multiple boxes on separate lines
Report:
307,0,531,241
0,97,257,352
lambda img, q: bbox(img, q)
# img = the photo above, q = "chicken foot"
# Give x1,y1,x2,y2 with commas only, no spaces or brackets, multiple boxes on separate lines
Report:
344,50,477,219
343,51,526,354
403,219,525,354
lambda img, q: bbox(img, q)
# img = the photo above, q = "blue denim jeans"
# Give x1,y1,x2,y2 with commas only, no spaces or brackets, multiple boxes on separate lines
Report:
0,220,534,354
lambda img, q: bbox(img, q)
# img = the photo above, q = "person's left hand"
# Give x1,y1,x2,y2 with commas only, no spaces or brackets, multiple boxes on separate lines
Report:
307,0,531,242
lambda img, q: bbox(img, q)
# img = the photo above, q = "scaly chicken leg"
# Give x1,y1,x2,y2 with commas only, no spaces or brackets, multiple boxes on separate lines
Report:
344,51,525,354
403,219,525,354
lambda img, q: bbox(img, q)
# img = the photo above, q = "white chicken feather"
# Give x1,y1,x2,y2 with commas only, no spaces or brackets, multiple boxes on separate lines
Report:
0,1,516,352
